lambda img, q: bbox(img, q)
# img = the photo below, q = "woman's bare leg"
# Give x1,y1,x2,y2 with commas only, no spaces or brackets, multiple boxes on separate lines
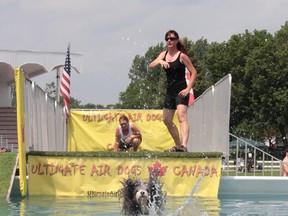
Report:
163,108,181,147
176,104,189,148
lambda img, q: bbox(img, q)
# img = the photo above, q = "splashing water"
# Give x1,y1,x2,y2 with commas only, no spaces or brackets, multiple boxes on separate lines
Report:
164,158,214,216
144,164,211,216
169,174,206,216
144,173,210,216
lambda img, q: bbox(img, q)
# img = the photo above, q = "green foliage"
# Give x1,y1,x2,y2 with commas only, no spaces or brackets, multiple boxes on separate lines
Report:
0,153,17,197
45,82,57,98
44,22,288,146
118,23,288,146
118,43,167,109
221,28,288,145
28,151,223,158
45,83,113,109
44,81,81,108
187,38,211,95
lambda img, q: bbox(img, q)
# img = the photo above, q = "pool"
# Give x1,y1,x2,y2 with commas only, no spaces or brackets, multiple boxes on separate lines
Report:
2,176,288,215
219,194,288,216
1,193,288,215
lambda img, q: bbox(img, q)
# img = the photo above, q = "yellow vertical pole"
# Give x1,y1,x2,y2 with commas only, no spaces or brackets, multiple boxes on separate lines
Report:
14,67,27,197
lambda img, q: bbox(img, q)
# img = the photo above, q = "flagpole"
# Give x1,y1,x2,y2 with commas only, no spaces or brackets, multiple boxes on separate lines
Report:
56,67,60,103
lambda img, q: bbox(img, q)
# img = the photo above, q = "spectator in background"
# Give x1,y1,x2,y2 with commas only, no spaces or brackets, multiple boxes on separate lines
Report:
282,148,288,176
114,115,142,152
268,142,276,154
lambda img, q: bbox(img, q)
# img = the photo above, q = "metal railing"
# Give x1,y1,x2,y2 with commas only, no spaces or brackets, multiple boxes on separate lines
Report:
222,133,282,176
0,134,16,152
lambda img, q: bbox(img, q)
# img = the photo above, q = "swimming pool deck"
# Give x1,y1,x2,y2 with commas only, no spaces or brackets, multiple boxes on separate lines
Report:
219,176,288,195
9,176,288,198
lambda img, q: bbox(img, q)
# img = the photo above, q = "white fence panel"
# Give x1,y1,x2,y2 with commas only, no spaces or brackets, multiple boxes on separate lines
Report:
188,74,231,154
24,78,66,151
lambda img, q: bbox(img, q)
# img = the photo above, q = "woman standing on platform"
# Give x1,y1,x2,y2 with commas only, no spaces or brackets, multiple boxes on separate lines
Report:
149,30,197,152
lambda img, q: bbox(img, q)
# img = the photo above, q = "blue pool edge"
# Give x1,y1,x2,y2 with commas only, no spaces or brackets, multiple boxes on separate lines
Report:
9,176,288,198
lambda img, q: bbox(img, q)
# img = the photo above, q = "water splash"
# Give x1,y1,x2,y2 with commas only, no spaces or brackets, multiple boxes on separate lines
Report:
169,174,205,216
166,158,214,216
146,176,166,216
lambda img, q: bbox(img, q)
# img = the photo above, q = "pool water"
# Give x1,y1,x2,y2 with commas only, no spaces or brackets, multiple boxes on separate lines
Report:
219,194,288,216
1,194,288,216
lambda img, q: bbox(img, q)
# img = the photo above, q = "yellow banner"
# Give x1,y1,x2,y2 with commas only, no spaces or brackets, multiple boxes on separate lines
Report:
68,110,179,151
14,68,27,197
28,156,221,197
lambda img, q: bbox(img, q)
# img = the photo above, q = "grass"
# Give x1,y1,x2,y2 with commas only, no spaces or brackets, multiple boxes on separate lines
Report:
0,153,17,198
27,151,223,158
221,170,281,177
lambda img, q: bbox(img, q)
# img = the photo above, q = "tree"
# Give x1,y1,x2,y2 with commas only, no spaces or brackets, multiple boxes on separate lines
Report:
44,22,288,148
225,30,275,139
118,43,167,109
203,27,288,147
118,24,288,148
45,82,87,109
45,82,57,99
265,22,288,145
186,37,212,96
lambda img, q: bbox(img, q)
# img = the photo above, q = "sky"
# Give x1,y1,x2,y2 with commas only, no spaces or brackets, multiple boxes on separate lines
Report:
1,0,288,105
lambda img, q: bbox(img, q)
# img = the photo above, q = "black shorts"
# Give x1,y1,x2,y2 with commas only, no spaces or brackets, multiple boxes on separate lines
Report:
119,139,132,150
163,94,189,110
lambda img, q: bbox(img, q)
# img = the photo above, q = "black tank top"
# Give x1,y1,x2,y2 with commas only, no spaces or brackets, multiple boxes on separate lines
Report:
163,51,187,95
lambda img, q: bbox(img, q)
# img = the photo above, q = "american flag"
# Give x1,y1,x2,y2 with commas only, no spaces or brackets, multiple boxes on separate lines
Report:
60,44,71,118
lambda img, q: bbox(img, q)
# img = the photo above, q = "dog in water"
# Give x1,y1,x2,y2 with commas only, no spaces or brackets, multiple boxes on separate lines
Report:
119,174,166,215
